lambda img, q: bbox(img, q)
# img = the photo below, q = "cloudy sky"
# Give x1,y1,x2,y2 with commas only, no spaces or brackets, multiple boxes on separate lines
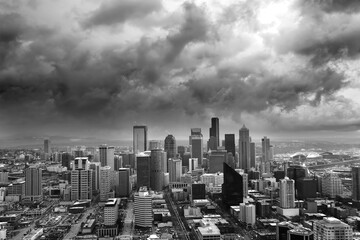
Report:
0,0,360,142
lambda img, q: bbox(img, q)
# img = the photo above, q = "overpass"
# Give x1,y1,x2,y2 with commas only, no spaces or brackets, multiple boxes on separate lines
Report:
307,158,360,170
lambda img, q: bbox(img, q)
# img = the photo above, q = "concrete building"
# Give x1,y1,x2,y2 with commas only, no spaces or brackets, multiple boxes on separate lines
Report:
104,198,119,226
168,158,182,182
322,172,343,198
133,125,147,153
150,149,166,191
279,178,295,209
100,166,112,201
117,168,130,197
71,157,92,201
134,187,153,227
24,167,43,202
314,217,352,240
99,145,115,169
149,140,161,150
208,150,228,173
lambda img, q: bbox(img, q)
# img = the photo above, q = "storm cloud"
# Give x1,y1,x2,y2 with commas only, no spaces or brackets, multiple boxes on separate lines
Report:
0,0,359,140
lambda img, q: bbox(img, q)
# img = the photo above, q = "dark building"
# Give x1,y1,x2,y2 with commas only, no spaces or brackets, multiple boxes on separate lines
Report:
256,201,271,218
297,178,317,200
192,183,206,200
277,222,293,240
136,154,151,189
250,142,256,168
224,134,235,157
182,152,191,168
248,170,260,180
61,153,72,170
287,165,307,195
209,117,219,148
222,162,243,207
274,170,286,182
177,146,186,159
164,134,177,160
352,166,360,202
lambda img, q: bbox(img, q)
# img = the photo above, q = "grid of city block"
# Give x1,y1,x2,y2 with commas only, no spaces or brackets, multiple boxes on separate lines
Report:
1,117,360,240
1,0,360,240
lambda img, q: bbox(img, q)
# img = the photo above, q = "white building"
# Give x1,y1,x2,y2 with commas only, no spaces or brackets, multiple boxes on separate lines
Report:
314,217,352,240
104,198,119,226
71,158,92,201
280,178,295,208
134,187,153,227
322,173,343,198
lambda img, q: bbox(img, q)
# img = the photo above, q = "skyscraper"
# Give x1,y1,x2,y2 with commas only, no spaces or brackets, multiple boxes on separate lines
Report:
250,142,256,169
134,187,153,227
44,139,50,154
133,126,147,153
261,136,270,174
99,145,115,168
190,128,203,166
224,134,235,157
149,140,161,150
222,162,243,206
117,168,130,197
321,172,343,198
136,152,151,189
239,125,250,172
279,178,295,209
70,157,92,201
352,166,360,202
209,117,219,148
209,149,228,173
164,134,177,160
150,149,166,191
24,167,43,202
100,166,112,201
168,159,182,182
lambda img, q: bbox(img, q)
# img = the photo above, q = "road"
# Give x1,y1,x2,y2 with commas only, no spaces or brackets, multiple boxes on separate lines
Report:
121,201,134,236
63,207,95,240
10,221,36,240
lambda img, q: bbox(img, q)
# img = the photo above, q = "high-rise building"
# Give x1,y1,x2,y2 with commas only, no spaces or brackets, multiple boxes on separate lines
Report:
208,150,228,173
261,136,271,174
279,178,295,209
191,183,206,200
89,162,101,192
114,155,123,171
44,139,50,154
100,166,112,201
24,167,43,202
99,145,115,168
117,168,130,197
149,140,161,150
239,125,250,172
190,128,203,166
321,172,343,198
150,149,166,191
222,162,243,206
314,217,352,240
61,152,72,170
164,135,177,160
70,157,92,201
297,178,317,200
189,158,198,172
136,152,151,189
209,117,219,148
104,198,119,226
134,187,153,227
133,126,147,153
236,169,248,198
287,165,308,192
0,172,8,184
352,166,360,202
168,159,182,182
224,134,235,157
250,142,255,169
177,146,186,160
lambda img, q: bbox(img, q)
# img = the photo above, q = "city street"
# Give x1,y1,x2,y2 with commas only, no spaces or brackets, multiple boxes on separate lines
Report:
63,207,95,240
121,200,134,236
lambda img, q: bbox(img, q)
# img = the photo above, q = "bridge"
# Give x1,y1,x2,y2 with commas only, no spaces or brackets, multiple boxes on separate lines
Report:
307,158,360,170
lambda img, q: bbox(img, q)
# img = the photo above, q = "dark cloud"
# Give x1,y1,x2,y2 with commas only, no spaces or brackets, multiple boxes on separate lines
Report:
299,0,360,13
83,0,162,28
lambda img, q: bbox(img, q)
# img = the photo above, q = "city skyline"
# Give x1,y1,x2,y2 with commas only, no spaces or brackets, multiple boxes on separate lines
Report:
0,0,360,141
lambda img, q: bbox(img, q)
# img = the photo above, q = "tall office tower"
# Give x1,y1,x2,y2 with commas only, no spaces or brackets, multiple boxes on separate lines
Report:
177,146,185,159
99,145,115,168
168,159,182,182
100,166,112,201
236,169,249,198
279,178,295,208
89,162,101,191
222,162,243,206
250,142,255,169
149,140,161,150
134,186,153,227
261,136,271,174
352,166,360,202
287,165,308,196
114,155,122,171
117,168,130,197
0,172,8,183
133,125,147,153
239,125,250,172
208,149,228,173
136,152,151,189
44,139,50,154
224,134,235,157
150,149,166,191
314,217,352,240
189,158,199,172
209,117,219,148
164,135,177,160
61,152,72,170
190,128,203,166
321,172,343,198
208,137,217,151
70,157,92,201
245,204,256,226
24,167,43,202
182,152,191,168
104,198,119,226
297,178,317,200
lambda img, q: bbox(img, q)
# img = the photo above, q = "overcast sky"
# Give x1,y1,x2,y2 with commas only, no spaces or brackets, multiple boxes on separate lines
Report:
0,0,360,142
